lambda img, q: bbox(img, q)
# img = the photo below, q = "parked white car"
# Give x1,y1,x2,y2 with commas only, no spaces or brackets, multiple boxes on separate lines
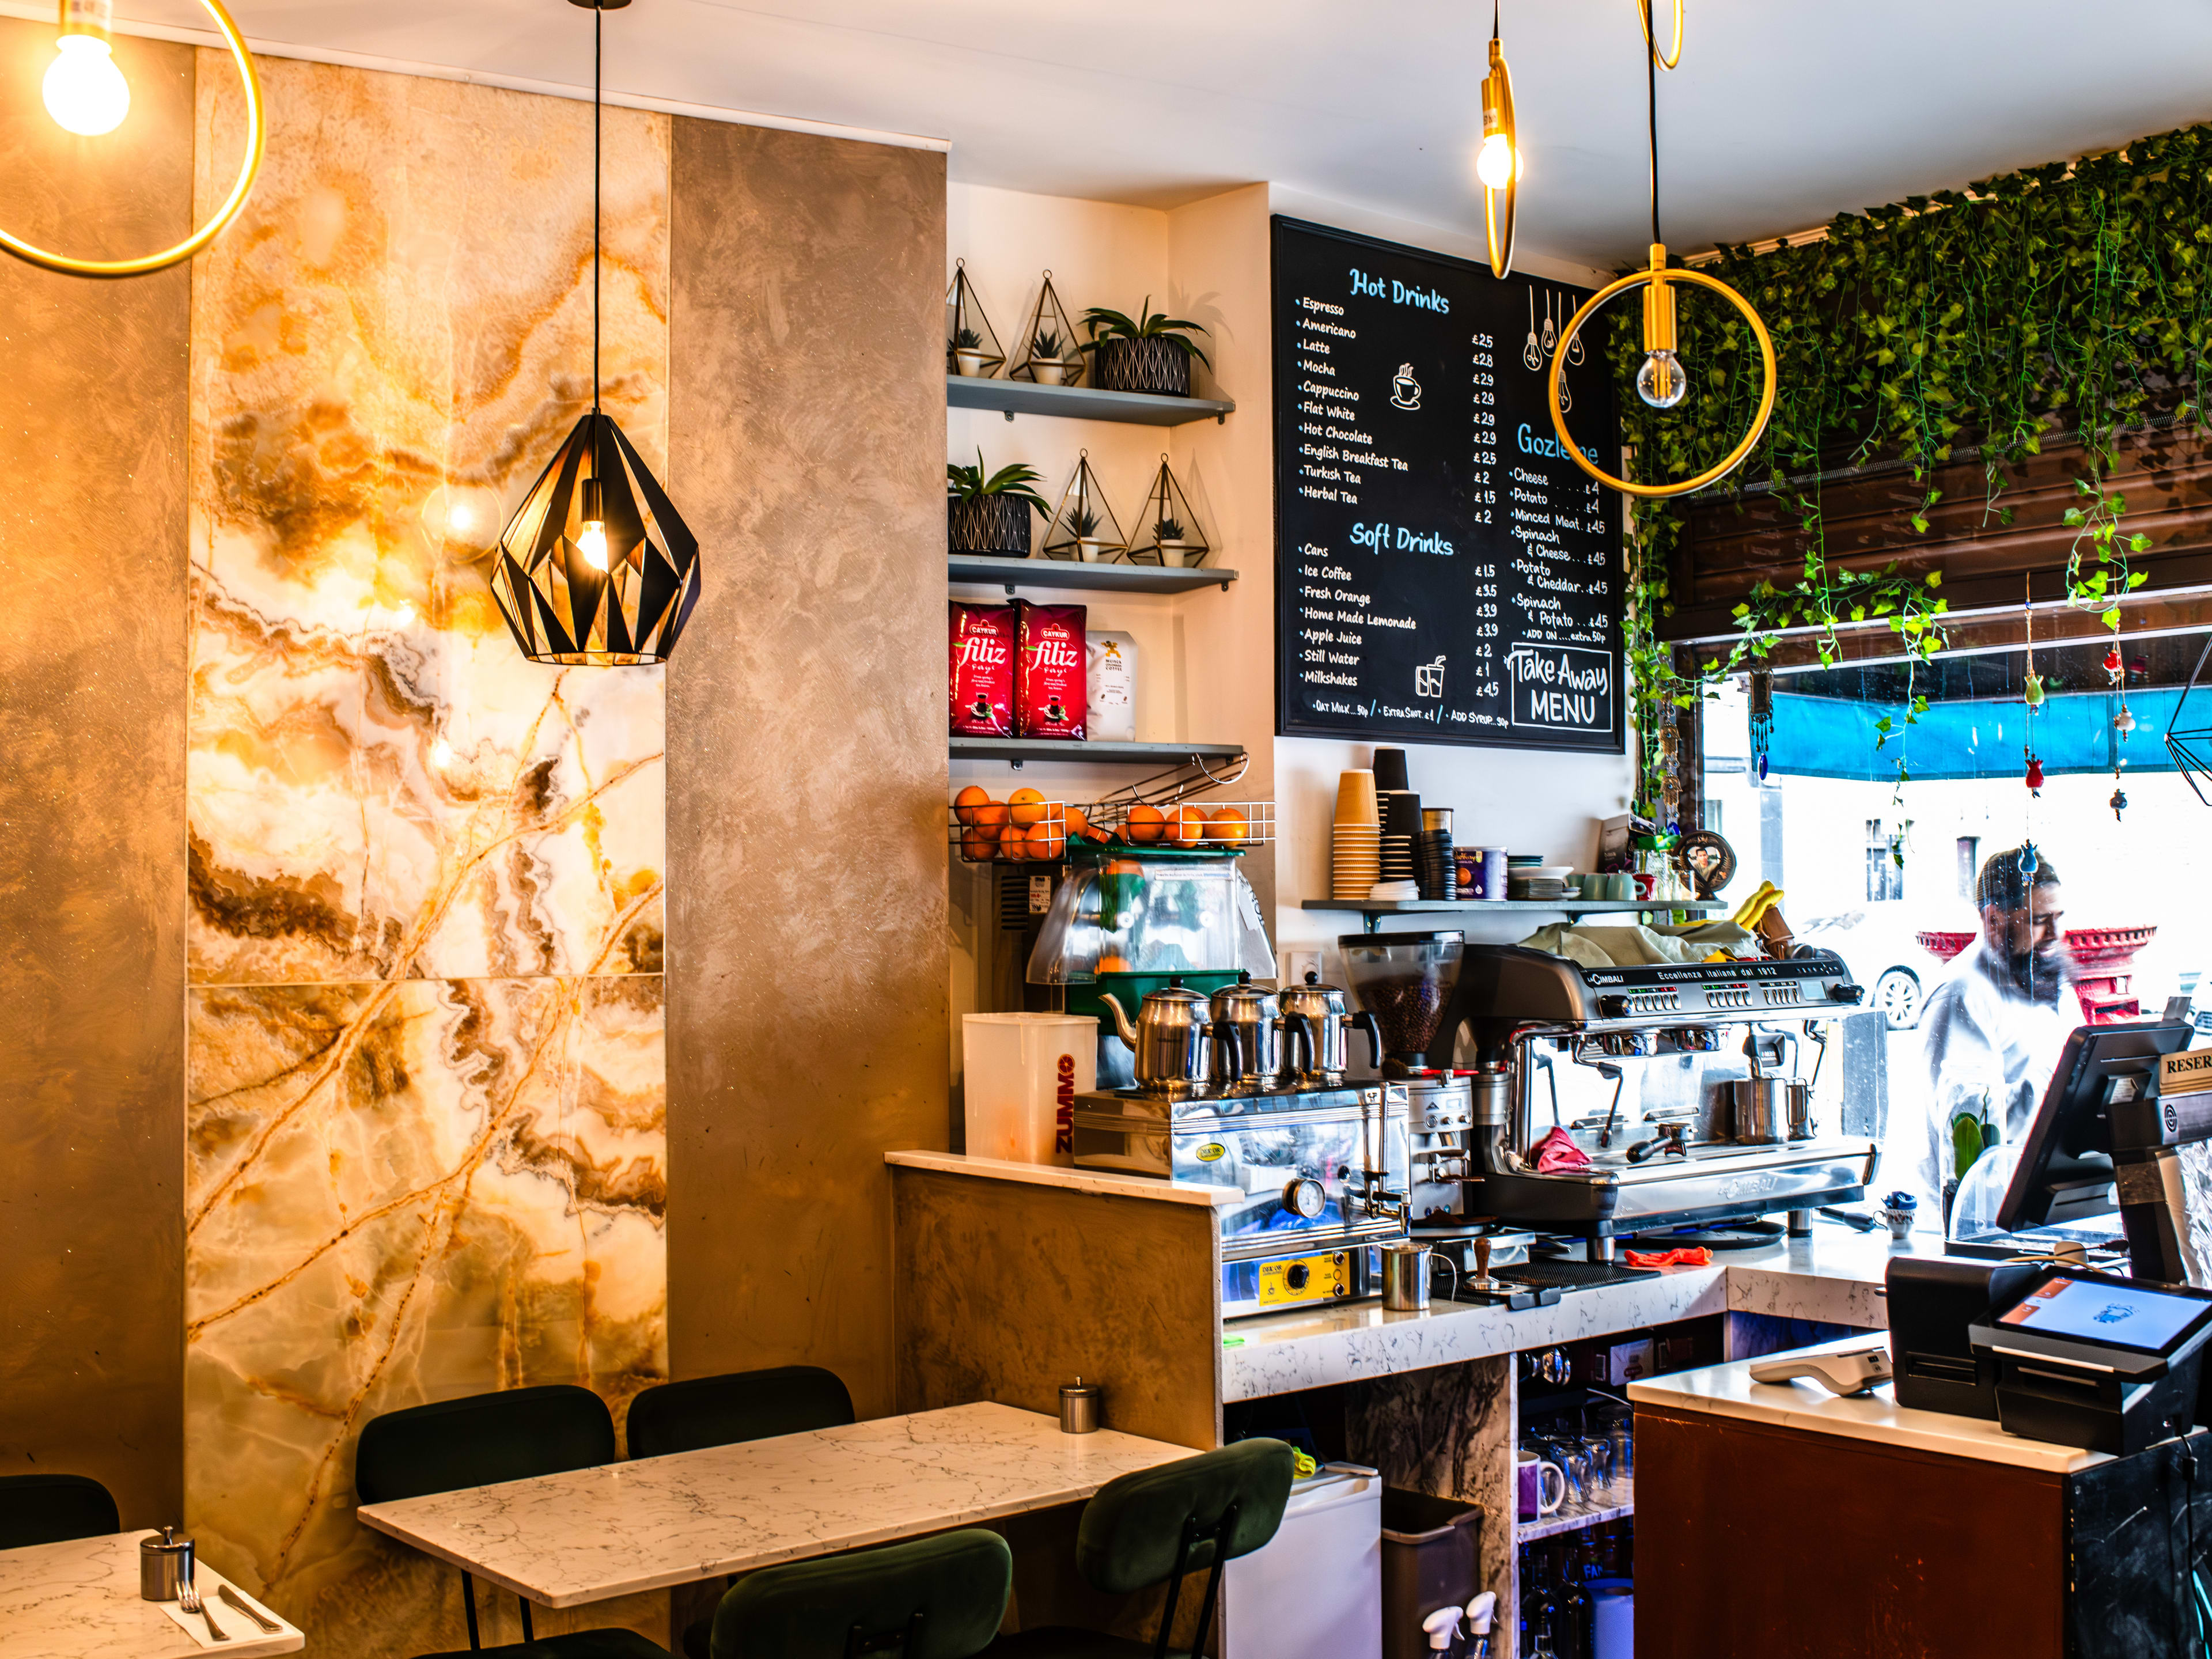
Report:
1796,903,1972,1032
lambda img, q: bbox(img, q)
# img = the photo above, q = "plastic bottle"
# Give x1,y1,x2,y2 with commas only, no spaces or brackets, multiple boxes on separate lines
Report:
1463,1592,1497,1659
1422,1606,1462,1658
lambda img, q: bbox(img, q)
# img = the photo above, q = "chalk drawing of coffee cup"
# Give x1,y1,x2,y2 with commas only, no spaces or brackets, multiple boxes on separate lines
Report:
1390,364,1422,410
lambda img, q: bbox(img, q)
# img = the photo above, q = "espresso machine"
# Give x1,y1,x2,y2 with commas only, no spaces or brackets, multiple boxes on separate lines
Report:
1340,933,1881,1259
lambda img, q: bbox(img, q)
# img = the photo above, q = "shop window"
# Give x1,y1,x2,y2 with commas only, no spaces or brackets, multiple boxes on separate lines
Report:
1864,823,1904,903
1700,798,1723,836
1956,836,1980,900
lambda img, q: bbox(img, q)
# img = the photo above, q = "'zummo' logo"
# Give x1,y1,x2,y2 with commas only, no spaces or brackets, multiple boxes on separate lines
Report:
1055,1053,1076,1154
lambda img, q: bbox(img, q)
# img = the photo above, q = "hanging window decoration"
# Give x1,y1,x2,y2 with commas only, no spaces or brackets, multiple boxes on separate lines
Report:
1009,271,1082,386
1041,450,1128,565
2166,634,2212,807
1126,454,1210,569
1747,666,1774,782
945,259,1005,378
492,0,700,667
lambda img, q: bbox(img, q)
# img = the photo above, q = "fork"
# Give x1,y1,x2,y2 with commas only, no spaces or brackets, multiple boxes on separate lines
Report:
179,1578,230,1642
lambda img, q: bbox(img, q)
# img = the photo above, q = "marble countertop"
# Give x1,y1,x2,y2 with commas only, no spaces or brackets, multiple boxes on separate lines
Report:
357,1400,1194,1608
884,1150,1237,1206
1223,1225,1927,1402
0,1532,304,1659
1627,1334,2110,1474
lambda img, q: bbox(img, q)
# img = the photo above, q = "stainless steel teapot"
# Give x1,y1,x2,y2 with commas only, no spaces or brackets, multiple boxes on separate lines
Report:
1208,972,1313,1091
1100,978,1216,1096
1275,969,1383,1085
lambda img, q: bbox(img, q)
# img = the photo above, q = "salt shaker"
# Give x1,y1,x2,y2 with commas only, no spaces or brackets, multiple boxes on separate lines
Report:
140,1527,194,1601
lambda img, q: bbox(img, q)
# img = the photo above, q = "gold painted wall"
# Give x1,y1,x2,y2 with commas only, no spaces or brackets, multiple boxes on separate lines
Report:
665,120,948,1419
180,56,669,1653
0,18,194,1529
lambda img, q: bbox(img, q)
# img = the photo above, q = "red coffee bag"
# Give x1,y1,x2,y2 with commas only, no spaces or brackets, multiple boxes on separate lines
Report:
949,602,1015,737
1016,602,1088,741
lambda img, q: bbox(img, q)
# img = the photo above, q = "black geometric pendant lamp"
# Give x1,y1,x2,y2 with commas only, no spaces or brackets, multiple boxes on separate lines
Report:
493,0,699,666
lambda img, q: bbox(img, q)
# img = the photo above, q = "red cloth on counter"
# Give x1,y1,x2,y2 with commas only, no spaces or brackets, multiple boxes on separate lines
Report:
1623,1246,1715,1269
1528,1126,1591,1173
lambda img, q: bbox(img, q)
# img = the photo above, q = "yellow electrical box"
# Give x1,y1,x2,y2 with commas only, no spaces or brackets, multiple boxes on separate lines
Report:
1257,1251,1352,1308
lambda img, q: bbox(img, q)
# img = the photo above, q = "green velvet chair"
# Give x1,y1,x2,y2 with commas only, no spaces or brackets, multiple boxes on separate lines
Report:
626,1366,854,1461
626,1366,856,1659
986,1440,1297,1659
355,1383,666,1659
706,1529,1012,1659
0,1473,120,1550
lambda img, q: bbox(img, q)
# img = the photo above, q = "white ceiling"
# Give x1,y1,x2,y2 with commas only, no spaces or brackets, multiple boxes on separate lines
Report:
98,0,2212,268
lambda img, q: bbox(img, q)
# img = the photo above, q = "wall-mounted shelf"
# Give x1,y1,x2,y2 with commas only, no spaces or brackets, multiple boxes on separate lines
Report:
948,376,1235,427
1302,897,1729,934
953,738,1246,770
948,556,1238,596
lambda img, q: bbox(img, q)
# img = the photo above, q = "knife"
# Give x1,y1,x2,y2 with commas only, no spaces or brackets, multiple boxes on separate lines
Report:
219,1585,282,1634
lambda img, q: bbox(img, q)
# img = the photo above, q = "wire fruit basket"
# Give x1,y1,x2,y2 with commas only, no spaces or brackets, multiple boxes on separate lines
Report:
948,793,1274,865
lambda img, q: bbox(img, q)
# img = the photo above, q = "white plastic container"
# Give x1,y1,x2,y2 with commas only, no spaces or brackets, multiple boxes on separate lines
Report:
1223,1463,1381,1659
961,1013,1097,1165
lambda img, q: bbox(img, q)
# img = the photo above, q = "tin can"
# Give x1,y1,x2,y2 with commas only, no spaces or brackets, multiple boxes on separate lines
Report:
1059,1380,1101,1434
140,1528,193,1601
1476,847,1508,901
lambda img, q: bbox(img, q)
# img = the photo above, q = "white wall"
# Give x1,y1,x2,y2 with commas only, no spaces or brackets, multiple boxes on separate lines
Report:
948,178,1639,1020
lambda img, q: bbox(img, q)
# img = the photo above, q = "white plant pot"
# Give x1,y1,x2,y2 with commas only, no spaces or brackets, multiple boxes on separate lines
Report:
1077,539,1112,564
1031,361,1068,386
954,349,990,377
1157,542,1191,568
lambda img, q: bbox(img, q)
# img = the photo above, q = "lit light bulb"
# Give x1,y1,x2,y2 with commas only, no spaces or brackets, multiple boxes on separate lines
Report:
1636,348,1688,410
44,33,130,137
1476,132,1515,190
577,518,609,571
445,500,474,535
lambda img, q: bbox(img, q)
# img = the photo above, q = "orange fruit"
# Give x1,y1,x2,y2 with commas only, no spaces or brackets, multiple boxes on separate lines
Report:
1008,787,1047,827
1065,805,1094,842
953,785,993,826
960,825,1000,862
1028,819,1065,861
1209,808,1250,847
971,800,1010,832
1169,805,1209,846
1127,804,1167,843
1001,830,1030,862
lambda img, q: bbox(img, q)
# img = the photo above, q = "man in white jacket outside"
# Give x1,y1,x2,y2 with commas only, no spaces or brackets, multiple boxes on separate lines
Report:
1916,846,2074,1221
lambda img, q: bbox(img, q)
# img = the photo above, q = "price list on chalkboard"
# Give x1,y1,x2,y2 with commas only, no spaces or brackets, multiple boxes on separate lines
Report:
1271,217,1624,753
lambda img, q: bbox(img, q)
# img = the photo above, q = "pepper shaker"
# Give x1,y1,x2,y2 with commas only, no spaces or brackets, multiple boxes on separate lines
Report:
140,1527,194,1601
1059,1378,1101,1434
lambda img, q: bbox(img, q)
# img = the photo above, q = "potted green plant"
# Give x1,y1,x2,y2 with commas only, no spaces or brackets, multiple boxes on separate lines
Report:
1028,328,1073,386
1152,516,1195,567
952,327,993,378
1068,506,1116,564
1079,298,1211,397
947,453,1048,558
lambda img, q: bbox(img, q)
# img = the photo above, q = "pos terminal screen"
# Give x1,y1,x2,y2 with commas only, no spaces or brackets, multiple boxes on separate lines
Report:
1995,1274,2209,1354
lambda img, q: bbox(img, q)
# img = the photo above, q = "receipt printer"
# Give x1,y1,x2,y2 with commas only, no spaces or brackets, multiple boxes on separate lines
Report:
1887,1256,2040,1420
1967,1266,2212,1456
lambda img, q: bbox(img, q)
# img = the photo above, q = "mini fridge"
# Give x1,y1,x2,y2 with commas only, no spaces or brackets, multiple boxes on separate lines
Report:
1223,1462,1381,1659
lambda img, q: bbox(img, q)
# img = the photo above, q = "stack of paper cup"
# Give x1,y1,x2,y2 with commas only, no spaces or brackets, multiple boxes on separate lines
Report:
1332,770,1381,902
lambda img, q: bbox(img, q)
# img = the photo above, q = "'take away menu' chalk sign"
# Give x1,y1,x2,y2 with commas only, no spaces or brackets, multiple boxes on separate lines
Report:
1270,216,1624,753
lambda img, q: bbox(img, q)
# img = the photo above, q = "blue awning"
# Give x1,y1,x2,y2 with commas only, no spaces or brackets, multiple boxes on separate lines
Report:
1770,690,2186,781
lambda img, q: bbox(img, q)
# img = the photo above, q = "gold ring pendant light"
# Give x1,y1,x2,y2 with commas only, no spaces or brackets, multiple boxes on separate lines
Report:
1547,1,1775,499
1637,0,1684,70
2,0,266,278
1476,0,1517,278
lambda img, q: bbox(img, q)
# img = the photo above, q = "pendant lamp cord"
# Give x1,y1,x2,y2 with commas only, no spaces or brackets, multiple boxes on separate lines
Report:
593,0,602,415
1491,0,1498,43
1646,17,1660,248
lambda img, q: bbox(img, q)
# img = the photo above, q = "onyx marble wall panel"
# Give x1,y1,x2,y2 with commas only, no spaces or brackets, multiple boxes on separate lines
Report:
665,120,947,1416
181,55,670,1653
0,18,194,1528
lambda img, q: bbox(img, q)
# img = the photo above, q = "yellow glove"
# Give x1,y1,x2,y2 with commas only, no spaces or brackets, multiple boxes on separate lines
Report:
1291,1449,1319,1479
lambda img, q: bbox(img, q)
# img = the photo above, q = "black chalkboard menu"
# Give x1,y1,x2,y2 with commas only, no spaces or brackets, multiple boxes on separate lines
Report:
1271,216,1624,753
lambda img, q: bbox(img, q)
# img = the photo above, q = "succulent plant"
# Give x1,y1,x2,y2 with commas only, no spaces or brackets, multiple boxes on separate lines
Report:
1153,517,1185,543
953,326,982,350
1078,298,1211,367
1069,506,1101,539
946,450,1048,512
1032,329,1064,361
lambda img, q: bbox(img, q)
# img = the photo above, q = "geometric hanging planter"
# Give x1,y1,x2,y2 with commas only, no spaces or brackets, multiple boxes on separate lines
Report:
1125,453,1210,567
493,410,702,666
1009,271,1084,385
945,259,1005,378
1040,450,1128,564
2168,633,2212,807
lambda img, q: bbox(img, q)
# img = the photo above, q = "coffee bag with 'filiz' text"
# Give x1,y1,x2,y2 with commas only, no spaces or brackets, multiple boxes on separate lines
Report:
949,601,1015,737
1015,602,1087,741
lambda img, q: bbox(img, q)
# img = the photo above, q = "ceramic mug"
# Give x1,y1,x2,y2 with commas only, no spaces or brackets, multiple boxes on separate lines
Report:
1516,1450,1565,1519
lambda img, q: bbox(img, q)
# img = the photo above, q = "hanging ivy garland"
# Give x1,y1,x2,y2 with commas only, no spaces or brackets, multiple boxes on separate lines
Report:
1610,119,2212,812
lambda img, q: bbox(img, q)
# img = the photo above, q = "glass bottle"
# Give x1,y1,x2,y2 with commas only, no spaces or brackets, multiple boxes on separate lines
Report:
1556,1541,1593,1659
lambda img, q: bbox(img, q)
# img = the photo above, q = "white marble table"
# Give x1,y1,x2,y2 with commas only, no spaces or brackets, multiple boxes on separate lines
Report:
0,1531,304,1658
357,1401,1195,1608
